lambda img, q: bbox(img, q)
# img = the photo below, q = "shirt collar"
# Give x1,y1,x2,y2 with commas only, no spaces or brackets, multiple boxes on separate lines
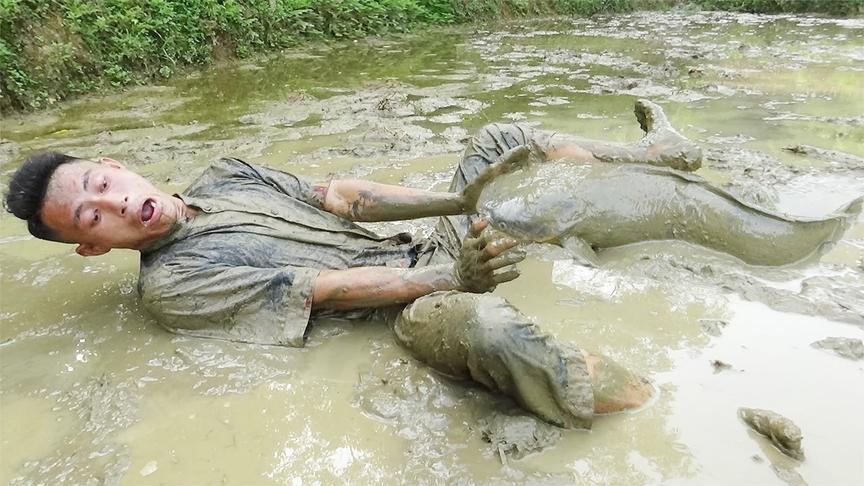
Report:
138,194,195,255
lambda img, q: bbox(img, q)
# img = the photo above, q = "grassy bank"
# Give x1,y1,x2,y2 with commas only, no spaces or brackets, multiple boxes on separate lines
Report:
1,0,861,114
694,0,862,14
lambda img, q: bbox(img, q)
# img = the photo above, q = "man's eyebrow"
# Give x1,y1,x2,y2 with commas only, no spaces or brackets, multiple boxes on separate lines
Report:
73,169,91,227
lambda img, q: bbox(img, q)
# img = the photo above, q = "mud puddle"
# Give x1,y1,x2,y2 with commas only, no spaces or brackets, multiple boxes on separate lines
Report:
2,9,863,486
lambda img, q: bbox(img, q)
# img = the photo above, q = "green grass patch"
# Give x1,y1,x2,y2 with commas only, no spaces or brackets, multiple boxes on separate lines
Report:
692,0,863,15
1,0,860,114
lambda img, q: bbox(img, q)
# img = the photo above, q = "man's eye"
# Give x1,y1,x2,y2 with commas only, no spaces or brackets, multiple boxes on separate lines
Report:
101,180,108,192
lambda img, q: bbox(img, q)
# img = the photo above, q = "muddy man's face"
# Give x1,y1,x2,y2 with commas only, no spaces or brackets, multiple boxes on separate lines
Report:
39,158,182,256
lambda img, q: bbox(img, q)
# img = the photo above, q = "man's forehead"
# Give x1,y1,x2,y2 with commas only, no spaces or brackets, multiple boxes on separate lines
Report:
46,160,98,201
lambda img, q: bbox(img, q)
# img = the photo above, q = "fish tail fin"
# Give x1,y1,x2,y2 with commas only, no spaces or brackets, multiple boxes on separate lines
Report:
837,195,863,220
560,236,599,267
809,195,864,262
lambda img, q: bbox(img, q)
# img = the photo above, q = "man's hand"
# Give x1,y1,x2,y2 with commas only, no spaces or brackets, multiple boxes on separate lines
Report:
454,219,525,293
459,145,533,213
312,219,524,310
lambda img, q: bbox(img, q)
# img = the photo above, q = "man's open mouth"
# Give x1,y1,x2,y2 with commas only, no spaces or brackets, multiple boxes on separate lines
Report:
141,198,156,223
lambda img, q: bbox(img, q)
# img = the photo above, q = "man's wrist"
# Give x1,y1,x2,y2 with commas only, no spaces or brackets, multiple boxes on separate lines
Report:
456,194,471,214
429,264,461,292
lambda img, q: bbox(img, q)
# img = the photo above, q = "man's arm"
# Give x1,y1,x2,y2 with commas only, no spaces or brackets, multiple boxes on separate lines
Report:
312,220,523,310
320,146,531,222
321,180,464,222
312,264,459,310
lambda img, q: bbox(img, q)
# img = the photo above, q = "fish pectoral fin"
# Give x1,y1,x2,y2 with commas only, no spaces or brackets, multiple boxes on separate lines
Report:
633,164,706,183
559,236,600,267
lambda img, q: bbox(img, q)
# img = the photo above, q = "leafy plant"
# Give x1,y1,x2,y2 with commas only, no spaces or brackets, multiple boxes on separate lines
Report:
1,0,861,113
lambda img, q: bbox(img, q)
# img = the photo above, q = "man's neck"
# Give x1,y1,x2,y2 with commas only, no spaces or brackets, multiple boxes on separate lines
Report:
132,196,197,251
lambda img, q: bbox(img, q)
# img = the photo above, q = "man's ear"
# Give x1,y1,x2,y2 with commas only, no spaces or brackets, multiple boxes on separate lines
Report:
76,244,111,257
99,157,125,169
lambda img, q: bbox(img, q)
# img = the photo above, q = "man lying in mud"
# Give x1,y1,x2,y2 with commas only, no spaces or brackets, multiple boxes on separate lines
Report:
6,99,726,429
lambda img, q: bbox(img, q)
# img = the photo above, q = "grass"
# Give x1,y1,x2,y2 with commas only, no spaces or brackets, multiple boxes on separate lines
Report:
1,0,860,114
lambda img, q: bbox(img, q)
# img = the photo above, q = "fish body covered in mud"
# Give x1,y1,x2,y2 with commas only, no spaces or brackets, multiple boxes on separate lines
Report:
477,161,863,266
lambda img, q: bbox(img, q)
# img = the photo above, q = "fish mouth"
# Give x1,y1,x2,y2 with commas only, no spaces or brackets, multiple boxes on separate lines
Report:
140,198,156,224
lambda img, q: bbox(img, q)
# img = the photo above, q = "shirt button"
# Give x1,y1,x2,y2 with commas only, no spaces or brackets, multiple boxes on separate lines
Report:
270,210,280,216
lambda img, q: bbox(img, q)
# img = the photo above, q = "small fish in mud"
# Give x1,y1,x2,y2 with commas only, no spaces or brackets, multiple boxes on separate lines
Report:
738,407,804,460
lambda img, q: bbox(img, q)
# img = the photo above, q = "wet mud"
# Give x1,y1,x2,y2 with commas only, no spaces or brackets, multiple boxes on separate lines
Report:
810,336,864,360
2,9,864,486
479,412,561,462
353,341,575,482
783,144,864,167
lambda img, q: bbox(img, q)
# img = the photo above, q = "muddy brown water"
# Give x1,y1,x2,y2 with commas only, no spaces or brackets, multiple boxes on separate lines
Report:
1,10,863,485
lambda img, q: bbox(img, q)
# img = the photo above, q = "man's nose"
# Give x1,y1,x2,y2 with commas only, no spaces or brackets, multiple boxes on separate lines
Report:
96,194,130,215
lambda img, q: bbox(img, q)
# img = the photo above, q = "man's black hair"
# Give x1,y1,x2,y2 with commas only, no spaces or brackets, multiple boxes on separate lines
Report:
5,151,81,242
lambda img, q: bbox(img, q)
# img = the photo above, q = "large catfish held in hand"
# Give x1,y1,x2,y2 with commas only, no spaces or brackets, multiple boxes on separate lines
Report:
477,161,862,266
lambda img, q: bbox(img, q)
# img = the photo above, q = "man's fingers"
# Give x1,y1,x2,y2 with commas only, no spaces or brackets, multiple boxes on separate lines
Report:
528,139,547,160
464,232,492,252
465,220,493,251
483,237,519,260
462,236,480,252
498,145,530,166
492,269,521,284
469,218,488,238
487,252,525,270
479,146,528,178
462,147,531,210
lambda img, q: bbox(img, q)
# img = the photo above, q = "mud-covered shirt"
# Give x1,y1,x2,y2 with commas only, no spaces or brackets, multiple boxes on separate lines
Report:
138,158,428,347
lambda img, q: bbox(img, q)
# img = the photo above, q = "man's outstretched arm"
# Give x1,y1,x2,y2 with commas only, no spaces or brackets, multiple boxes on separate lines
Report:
320,146,530,222
312,220,523,310
320,181,465,222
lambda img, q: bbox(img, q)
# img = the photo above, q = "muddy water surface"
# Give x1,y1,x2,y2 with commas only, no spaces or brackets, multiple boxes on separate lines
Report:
2,10,863,485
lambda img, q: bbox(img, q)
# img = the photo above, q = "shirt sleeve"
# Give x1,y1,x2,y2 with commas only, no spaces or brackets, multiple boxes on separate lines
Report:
139,259,320,347
220,157,327,209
